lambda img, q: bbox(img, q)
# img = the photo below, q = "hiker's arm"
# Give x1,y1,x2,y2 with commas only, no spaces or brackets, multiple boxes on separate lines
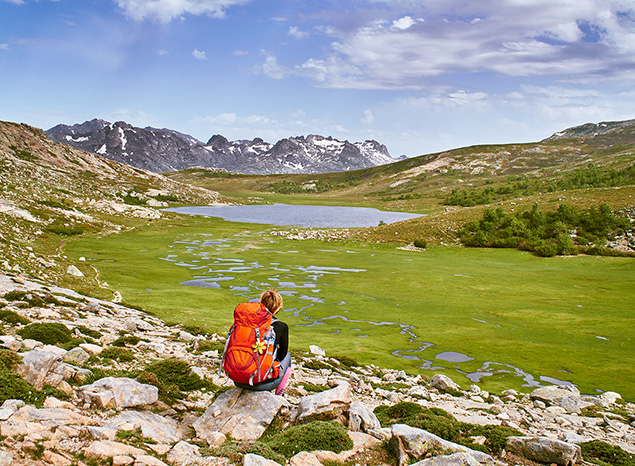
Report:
272,320,288,360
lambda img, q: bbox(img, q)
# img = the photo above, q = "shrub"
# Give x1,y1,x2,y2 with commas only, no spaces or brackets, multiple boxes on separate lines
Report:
76,326,103,339
111,335,142,347
45,223,84,236
0,369,35,405
145,358,208,391
581,440,635,466
246,442,286,464
414,239,427,249
99,347,134,362
18,322,72,345
265,421,353,458
0,349,21,370
194,340,225,353
0,309,30,325
331,355,358,368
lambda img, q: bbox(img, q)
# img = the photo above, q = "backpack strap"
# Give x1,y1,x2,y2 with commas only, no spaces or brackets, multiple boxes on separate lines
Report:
219,326,234,376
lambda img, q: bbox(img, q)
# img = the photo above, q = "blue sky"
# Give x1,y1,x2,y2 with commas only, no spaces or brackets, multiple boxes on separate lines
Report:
1,0,635,157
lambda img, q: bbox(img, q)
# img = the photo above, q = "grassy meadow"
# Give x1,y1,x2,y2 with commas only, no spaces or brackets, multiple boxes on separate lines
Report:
64,213,635,400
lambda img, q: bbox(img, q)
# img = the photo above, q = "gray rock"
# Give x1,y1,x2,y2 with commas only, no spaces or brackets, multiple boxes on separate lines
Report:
430,374,461,393
125,318,155,332
348,401,382,438
84,440,145,459
411,452,485,466
79,377,159,409
0,335,21,351
506,436,582,466
193,388,285,442
17,348,63,389
291,382,352,423
531,385,592,413
132,455,169,466
167,441,203,466
0,450,12,466
390,424,501,466
4,406,93,430
106,410,182,444
243,454,282,465
63,346,90,366
288,452,322,465
0,400,25,421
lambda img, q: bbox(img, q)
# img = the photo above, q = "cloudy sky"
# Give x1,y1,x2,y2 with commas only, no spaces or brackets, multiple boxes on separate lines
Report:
1,0,634,157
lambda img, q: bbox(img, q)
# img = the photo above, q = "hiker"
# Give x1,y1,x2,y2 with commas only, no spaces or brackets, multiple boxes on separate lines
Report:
222,289,291,395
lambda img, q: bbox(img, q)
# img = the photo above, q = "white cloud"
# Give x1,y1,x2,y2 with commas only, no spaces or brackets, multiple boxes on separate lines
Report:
233,50,249,56
0,44,8,51
288,26,308,38
114,0,251,23
361,109,374,124
157,49,169,56
258,52,285,79
391,16,417,30
192,49,207,60
280,0,635,89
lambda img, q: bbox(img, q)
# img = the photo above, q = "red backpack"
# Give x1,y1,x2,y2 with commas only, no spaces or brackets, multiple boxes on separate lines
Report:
222,302,280,385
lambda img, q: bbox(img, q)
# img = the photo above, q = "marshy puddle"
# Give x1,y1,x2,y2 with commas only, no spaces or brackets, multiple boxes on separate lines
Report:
161,233,573,390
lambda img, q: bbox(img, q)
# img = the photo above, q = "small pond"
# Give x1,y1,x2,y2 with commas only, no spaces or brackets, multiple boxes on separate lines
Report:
164,203,423,228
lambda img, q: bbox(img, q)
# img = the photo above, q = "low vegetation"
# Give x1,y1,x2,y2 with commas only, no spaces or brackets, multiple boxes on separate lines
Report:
374,402,522,455
17,322,73,345
459,203,632,256
264,421,353,458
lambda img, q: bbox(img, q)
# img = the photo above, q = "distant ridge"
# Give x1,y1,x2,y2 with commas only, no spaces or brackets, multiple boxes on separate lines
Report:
47,119,396,175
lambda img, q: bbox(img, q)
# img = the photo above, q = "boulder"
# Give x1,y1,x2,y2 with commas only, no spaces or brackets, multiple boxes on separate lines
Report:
291,382,352,423
63,347,90,366
506,436,582,466
7,406,93,427
17,348,63,389
193,388,285,442
411,452,485,466
0,450,12,466
243,453,282,465
83,440,146,459
530,385,592,414
80,343,104,355
390,424,502,466
0,400,25,421
288,451,322,466
430,374,461,393
106,410,182,444
167,441,204,466
132,455,169,466
79,377,159,409
348,401,382,438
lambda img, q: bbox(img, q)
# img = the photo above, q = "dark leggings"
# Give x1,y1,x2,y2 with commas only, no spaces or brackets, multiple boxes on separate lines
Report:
234,352,292,393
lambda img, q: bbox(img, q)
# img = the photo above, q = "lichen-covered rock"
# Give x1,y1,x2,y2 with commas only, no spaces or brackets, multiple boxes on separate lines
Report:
16,348,63,389
83,440,146,460
430,374,461,393
63,346,90,366
291,381,351,423
506,436,582,466
348,400,382,438
106,410,182,444
193,388,285,442
79,377,159,409
243,454,282,465
530,385,592,414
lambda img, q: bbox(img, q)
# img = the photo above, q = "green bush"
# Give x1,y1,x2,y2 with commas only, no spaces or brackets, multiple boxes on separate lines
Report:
0,349,21,371
111,335,142,347
0,369,35,405
18,322,72,345
414,239,427,249
581,440,635,466
0,309,30,325
45,223,84,236
373,402,521,456
246,442,286,464
76,326,103,339
194,340,225,353
99,347,134,362
331,355,359,368
265,421,353,458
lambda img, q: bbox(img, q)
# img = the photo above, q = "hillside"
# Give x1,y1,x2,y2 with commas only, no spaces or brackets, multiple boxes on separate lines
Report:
0,121,228,283
165,119,635,245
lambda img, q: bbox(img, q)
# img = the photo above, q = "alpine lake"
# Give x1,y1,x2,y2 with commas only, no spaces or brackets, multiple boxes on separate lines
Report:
64,205,635,400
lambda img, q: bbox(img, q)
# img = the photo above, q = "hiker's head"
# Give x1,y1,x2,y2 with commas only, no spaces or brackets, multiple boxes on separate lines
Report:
260,289,283,315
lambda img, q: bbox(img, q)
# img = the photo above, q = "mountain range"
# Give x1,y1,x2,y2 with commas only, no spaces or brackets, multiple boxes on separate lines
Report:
46,119,397,175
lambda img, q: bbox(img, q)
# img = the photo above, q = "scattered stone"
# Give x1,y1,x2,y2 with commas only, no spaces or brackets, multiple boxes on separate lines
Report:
309,345,326,356
193,388,285,442
243,453,282,466
63,346,90,366
80,342,104,355
292,381,352,423
0,450,12,466
288,451,322,466
348,400,383,438
83,440,146,459
430,374,461,393
79,377,159,409
506,436,582,466
106,410,182,444
66,265,84,277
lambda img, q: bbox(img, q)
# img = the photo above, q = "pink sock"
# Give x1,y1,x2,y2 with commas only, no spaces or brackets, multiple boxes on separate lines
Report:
275,367,292,395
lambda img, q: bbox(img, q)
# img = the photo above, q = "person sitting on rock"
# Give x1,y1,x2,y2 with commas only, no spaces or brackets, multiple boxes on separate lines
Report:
227,289,292,395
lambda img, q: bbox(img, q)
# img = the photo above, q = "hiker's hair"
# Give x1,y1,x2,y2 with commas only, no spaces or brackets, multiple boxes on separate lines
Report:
260,289,283,315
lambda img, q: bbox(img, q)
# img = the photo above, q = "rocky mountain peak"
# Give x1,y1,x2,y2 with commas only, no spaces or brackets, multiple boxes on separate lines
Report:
47,119,396,175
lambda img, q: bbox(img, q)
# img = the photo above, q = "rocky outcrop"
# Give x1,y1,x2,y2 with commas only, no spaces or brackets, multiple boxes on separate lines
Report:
506,437,582,466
